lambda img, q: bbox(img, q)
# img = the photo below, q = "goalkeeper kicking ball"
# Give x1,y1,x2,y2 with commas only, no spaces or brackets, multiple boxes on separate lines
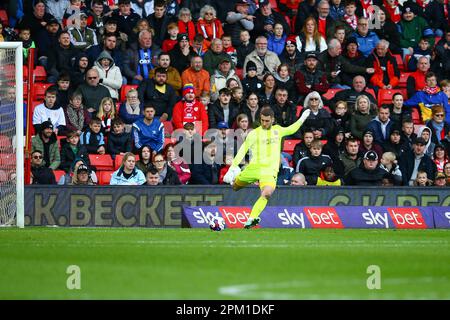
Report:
209,217,226,231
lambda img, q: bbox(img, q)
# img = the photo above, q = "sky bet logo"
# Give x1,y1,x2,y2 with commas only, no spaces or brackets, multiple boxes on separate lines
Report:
362,209,390,228
304,207,343,228
191,207,254,228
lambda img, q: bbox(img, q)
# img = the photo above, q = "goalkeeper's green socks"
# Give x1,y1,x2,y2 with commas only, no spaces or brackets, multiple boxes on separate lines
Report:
249,196,268,219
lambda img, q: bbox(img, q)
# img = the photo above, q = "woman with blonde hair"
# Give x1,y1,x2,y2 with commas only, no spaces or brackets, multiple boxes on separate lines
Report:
350,95,377,140
110,152,146,185
295,16,327,57
97,97,116,135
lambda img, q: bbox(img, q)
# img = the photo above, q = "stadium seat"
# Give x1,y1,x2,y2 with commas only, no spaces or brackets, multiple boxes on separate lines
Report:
235,68,243,80
53,170,66,183
162,121,174,136
0,135,11,151
404,54,412,70
393,54,404,71
411,108,423,125
32,83,52,101
283,139,301,155
98,171,115,185
269,0,278,10
398,72,411,89
88,154,114,171
0,153,15,167
377,89,406,106
164,137,177,147
0,9,8,26
33,66,47,82
23,65,28,82
296,105,303,117
322,88,343,101
56,135,66,149
116,102,121,113
0,169,8,183
120,85,138,102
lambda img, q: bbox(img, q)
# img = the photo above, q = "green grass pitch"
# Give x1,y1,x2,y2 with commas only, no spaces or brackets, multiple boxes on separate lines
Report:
0,228,449,299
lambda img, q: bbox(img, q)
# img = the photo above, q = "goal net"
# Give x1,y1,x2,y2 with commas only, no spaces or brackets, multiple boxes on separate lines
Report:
0,43,24,227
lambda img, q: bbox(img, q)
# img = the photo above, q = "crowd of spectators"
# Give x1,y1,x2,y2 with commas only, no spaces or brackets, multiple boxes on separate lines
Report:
1,0,449,187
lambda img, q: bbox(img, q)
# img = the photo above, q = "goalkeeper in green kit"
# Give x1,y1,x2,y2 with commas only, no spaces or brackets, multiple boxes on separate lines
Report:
223,106,311,229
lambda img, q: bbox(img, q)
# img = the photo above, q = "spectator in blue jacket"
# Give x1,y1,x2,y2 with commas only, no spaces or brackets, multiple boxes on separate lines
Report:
267,23,287,56
352,17,380,57
80,118,106,154
110,152,146,185
132,105,164,152
403,72,450,123
365,105,394,147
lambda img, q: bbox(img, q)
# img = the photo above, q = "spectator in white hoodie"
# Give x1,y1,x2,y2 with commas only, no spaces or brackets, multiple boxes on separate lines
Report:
93,50,122,102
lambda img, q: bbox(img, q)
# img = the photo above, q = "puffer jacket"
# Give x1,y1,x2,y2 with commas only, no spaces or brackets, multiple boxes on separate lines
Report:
93,51,122,100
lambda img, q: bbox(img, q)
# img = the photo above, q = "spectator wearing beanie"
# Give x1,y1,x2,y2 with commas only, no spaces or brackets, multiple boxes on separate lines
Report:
279,36,303,77
172,84,209,135
241,61,264,95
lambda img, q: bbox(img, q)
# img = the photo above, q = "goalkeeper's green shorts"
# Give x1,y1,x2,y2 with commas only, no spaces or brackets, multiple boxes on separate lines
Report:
235,164,277,190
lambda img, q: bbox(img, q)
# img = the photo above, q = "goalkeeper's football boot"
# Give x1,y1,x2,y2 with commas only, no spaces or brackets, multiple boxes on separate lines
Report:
244,217,261,229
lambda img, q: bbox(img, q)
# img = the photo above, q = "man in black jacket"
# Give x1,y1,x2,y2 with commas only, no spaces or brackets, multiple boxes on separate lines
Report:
207,88,240,129
146,0,173,47
252,0,290,39
345,150,390,186
47,31,80,83
271,88,298,135
31,150,56,185
137,67,178,121
190,142,221,184
330,75,377,111
76,68,111,115
399,137,437,186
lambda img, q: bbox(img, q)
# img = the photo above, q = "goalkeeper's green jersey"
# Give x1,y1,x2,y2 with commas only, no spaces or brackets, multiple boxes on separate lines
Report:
232,117,305,173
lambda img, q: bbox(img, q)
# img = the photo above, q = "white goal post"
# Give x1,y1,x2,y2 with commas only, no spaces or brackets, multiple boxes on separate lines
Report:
0,42,24,228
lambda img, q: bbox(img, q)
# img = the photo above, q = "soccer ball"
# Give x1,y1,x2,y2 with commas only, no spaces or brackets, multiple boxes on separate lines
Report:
209,217,226,231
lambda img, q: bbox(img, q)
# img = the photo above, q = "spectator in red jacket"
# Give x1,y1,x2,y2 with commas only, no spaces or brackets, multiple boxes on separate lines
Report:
367,39,400,91
172,84,209,135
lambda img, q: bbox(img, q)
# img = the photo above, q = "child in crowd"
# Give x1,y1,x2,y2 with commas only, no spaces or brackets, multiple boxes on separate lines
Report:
413,170,433,186
331,100,352,138
407,37,432,72
55,72,73,108
222,34,238,66
191,34,208,57
162,22,179,52
296,139,333,185
59,130,90,173
199,92,211,110
18,27,35,64
241,61,263,95
316,165,342,186
231,87,245,109
107,117,132,159
379,151,402,185
80,118,106,154
97,97,116,135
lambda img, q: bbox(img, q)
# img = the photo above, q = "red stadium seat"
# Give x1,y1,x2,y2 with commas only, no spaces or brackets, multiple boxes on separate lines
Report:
23,65,28,82
269,0,278,10
398,72,411,89
33,66,47,82
56,135,67,149
120,85,138,102
0,153,15,167
411,108,423,125
53,170,66,183
322,88,343,101
0,135,11,151
164,137,177,146
98,171,115,185
393,54,404,71
162,121,174,136
88,154,114,171
0,10,8,26
404,54,412,70
283,139,301,155
296,105,303,117
235,68,243,80
0,169,8,183
32,83,53,101
377,89,406,106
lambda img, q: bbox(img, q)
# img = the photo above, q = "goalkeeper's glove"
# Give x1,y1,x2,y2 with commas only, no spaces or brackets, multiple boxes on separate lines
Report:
299,108,311,124
223,166,241,185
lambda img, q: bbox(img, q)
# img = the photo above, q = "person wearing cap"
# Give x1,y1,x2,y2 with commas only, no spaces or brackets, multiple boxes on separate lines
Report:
68,12,98,50
172,84,209,134
103,17,128,51
32,121,61,171
169,33,197,74
181,55,211,98
341,37,367,86
35,17,61,69
399,136,437,186
208,88,240,129
70,164,94,185
17,0,56,39
210,56,242,102
344,150,391,186
30,150,57,185
241,61,264,95
203,38,234,76
279,36,302,77
358,128,384,161
225,0,255,48
351,17,380,58
294,52,329,100
425,105,450,147
318,38,374,89
253,0,290,39
398,3,431,58
433,172,447,186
